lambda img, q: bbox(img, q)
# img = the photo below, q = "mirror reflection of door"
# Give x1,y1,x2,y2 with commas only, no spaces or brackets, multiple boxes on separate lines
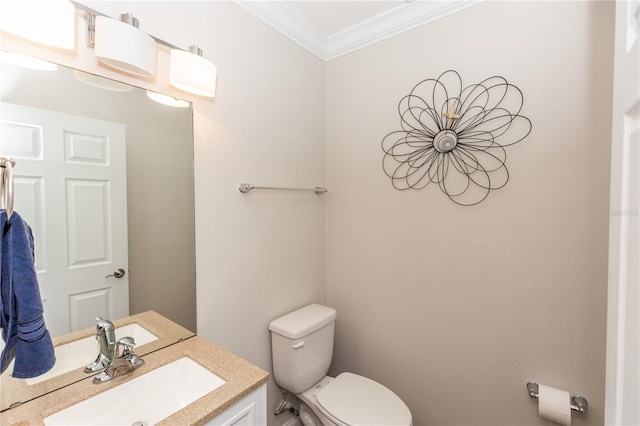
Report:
1,102,129,337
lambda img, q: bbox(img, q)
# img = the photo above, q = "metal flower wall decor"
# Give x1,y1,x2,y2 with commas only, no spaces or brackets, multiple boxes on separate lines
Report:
381,70,532,206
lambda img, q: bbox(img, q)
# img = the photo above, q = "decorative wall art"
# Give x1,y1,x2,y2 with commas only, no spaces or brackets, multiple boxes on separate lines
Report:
381,70,532,206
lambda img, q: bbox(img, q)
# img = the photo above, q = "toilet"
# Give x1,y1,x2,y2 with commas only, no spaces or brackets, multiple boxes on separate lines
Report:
269,304,412,426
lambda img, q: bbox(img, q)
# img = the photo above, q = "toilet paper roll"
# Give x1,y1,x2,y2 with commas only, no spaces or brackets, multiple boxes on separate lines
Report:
538,384,572,426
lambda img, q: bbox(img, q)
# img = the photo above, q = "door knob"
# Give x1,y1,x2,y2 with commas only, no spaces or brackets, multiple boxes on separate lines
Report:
105,268,126,279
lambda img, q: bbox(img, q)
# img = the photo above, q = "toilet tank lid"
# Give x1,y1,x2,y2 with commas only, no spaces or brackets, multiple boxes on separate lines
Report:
269,304,337,339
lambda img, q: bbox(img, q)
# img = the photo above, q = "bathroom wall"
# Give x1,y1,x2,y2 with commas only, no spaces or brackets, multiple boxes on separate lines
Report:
189,6,327,423
325,1,614,425
84,2,326,424
126,123,196,332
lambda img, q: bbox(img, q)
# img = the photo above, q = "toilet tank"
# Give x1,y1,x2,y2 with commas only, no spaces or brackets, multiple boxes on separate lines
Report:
269,304,337,394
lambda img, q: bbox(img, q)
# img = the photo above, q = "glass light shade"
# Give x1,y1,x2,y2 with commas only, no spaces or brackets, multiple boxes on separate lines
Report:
94,15,157,78
0,0,75,50
0,50,57,70
170,49,217,98
146,91,190,108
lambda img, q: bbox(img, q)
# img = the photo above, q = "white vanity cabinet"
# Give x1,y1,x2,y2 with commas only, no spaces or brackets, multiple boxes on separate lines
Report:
204,384,267,426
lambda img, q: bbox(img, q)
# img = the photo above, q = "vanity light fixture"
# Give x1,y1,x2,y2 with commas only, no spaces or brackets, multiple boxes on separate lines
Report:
170,45,217,98
0,0,75,49
146,90,190,108
92,13,157,78
0,50,57,71
2,0,218,101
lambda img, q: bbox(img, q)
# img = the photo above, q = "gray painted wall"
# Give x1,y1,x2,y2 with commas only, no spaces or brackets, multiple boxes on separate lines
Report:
325,1,614,425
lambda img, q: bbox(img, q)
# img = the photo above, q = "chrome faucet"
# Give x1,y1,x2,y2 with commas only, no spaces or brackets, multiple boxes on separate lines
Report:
85,317,144,383
85,317,116,373
92,336,145,384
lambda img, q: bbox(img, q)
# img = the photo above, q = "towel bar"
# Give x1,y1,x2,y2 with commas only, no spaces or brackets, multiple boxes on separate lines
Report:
239,183,327,194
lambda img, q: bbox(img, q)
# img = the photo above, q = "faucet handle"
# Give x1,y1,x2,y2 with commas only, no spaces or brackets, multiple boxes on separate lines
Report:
116,336,136,357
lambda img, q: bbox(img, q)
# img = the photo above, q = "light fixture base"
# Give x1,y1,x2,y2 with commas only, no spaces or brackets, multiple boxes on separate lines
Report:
187,45,203,56
86,13,96,47
119,13,139,28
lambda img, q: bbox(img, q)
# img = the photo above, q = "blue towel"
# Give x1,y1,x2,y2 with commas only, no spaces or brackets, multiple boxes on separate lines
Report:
0,210,55,378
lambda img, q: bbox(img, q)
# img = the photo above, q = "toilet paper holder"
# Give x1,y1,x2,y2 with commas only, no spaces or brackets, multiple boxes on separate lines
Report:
527,382,588,414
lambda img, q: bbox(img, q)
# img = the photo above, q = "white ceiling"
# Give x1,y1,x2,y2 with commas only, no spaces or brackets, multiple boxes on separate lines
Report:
281,1,406,37
235,0,483,61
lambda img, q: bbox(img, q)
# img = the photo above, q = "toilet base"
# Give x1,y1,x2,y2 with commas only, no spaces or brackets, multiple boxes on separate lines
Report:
295,376,338,426
298,402,324,426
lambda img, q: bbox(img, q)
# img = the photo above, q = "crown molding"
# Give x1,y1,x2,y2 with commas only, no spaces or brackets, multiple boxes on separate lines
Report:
325,1,484,60
235,1,484,62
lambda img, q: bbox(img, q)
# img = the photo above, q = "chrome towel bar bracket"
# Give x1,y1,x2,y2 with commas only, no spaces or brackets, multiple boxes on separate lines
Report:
526,382,588,414
239,183,327,195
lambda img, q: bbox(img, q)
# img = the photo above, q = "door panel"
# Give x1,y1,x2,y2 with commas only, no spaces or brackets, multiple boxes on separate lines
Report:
69,287,112,332
66,179,111,267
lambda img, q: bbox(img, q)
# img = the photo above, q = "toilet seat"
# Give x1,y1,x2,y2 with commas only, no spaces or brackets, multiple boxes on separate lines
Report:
315,373,412,426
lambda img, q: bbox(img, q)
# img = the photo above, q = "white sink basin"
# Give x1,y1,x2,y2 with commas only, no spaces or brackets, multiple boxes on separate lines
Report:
43,357,226,426
26,323,158,385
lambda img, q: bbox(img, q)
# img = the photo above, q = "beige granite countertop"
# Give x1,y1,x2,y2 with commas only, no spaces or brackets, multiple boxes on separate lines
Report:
1,336,270,425
1,311,195,412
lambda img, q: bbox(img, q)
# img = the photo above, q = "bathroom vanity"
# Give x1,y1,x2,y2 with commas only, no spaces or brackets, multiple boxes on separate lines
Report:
0,312,269,425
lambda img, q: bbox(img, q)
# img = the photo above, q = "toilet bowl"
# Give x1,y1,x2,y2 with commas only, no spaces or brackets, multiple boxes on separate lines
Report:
298,373,412,426
269,304,412,426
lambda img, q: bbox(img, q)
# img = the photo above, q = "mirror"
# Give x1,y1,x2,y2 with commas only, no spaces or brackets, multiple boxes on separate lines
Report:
0,60,196,410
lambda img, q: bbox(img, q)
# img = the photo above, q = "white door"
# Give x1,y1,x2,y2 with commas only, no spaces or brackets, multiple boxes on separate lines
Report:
0,102,129,337
605,1,640,425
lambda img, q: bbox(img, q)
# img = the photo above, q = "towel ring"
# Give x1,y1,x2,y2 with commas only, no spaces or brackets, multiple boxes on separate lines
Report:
1,158,15,220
